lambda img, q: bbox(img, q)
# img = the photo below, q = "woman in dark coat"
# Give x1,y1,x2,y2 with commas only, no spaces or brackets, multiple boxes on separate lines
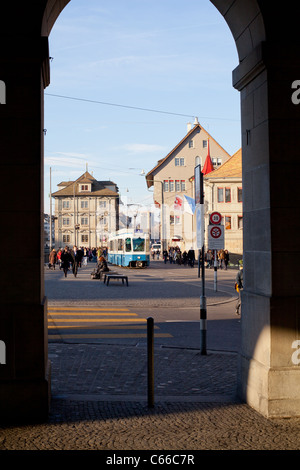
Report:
60,246,72,277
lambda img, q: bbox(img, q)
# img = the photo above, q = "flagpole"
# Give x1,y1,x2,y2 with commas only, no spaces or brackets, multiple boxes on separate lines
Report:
200,168,207,355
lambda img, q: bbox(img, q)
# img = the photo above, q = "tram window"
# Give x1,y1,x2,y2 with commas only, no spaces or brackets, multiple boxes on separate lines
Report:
118,239,124,251
125,238,132,252
132,237,145,252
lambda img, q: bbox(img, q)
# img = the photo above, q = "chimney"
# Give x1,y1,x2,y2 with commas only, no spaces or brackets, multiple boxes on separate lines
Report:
187,122,192,132
194,117,199,125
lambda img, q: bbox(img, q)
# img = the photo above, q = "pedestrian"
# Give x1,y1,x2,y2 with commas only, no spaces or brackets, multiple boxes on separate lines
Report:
48,248,57,270
70,245,81,277
61,246,72,278
57,248,62,269
169,247,173,264
156,249,160,260
224,250,229,270
219,249,225,269
163,249,168,264
187,247,195,267
235,265,243,315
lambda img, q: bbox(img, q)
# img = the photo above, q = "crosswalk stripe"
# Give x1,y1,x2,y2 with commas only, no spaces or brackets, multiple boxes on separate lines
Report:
49,333,172,339
47,305,173,340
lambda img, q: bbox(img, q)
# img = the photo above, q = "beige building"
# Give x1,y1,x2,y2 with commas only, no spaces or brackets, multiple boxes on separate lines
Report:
204,148,243,254
52,171,119,248
146,120,231,251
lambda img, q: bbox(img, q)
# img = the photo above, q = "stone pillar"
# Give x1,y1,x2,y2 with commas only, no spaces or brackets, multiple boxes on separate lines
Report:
233,42,300,417
0,36,50,422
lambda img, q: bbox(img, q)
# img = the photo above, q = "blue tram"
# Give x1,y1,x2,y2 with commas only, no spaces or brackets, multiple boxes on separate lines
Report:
107,230,150,268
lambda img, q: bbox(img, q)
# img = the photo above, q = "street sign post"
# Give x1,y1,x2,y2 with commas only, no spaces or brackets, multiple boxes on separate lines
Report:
208,212,224,292
194,164,206,355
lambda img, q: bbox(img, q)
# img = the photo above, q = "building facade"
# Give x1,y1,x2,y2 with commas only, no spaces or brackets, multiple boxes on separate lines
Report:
145,120,232,251
52,171,119,248
203,148,243,254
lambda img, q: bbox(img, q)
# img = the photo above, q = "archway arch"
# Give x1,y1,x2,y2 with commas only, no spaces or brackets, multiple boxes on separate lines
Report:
0,0,299,421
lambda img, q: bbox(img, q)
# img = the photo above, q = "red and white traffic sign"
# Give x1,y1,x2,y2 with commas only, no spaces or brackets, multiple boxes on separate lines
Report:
208,224,224,249
209,211,222,225
210,226,222,238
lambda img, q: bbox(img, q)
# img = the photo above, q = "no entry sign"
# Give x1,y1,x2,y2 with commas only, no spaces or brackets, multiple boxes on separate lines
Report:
208,224,224,250
209,211,222,225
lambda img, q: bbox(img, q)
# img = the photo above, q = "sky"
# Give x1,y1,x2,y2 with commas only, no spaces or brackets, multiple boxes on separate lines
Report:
44,0,241,214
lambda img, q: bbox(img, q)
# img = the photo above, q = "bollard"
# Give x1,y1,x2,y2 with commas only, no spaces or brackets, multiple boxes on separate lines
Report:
147,317,154,408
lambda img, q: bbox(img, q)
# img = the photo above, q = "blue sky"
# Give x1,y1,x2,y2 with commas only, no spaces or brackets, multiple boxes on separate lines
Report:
44,0,241,213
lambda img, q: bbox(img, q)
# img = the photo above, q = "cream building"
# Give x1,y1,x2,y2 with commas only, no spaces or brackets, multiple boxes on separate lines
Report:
145,120,231,251
204,148,243,254
52,171,119,248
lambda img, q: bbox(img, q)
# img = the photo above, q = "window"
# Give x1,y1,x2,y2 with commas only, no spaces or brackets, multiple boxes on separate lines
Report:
217,158,222,166
217,188,224,203
225,188,231,203
81,217,88,225
99,200,106,208
225,216,231,230
175,215,181,225
212,158,217,166
189,140,194,148
163,180,169,192
99,217,107,225
203,140,207,148
170,215,174,225
169,180,174,192
63,235,70,243
125,238,132,252
81,235,88,243
63,218,70,226
175,157,185,166
118,239,124,251
175,180,180,192
238,216,243,229
181,180,186,191
132,237,145,252
81,200,88,209
63,201,70,209
81,184,88,191
238,187,243,203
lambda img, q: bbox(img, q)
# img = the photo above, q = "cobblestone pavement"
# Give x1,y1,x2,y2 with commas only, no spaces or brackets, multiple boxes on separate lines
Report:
1,343,300,451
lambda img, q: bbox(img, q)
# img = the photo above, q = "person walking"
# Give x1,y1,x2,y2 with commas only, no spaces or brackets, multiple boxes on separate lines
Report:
224,250,229,270
61,246,72,278
70,245,81,277
48,248,57,270
187,247,195,267
235,265,243,315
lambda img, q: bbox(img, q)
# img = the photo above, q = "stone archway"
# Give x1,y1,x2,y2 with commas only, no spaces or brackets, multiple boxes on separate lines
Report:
0,0,299,421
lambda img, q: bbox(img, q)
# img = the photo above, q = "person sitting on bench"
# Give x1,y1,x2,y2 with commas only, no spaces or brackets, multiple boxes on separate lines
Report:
91,256,109,279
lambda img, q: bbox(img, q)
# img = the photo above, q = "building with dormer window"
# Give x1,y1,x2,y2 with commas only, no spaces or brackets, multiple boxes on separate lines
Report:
52,171,119,248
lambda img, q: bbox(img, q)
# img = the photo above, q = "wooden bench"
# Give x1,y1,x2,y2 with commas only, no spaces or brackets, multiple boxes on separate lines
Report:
103,273,129,286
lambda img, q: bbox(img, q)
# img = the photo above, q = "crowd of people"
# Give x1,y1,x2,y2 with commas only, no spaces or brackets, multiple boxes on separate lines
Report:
151,246,230,270
48,246,108,278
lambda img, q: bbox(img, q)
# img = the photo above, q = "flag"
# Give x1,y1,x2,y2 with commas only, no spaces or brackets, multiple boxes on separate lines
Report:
174,195,183,211
184,195,196,214
202,138,214,175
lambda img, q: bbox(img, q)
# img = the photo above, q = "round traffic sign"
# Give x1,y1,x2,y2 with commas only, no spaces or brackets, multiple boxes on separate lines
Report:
209,212,222,225
210,226,222,238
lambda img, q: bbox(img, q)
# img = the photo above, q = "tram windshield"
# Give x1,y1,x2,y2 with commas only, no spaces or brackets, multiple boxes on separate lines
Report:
132,237,145,252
